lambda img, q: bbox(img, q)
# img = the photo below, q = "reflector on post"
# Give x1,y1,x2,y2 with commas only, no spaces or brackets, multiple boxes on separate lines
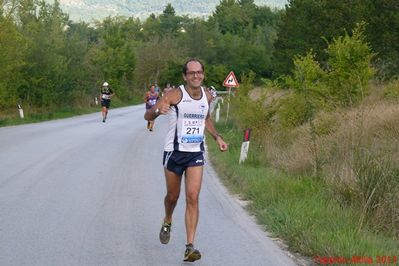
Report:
243,128,251,142
239,128,251,164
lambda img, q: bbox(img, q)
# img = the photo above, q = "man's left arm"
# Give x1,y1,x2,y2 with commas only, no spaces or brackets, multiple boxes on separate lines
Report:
205,114,228,152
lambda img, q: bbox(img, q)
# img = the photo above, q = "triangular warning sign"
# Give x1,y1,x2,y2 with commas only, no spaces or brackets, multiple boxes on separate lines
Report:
223,71,239,87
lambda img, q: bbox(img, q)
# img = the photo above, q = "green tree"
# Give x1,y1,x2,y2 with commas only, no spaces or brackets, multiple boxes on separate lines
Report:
62,22,97,106
282,51,328,127
16,0,69,107
0,15,26,109
88,17,137,99
179,18,215,62
141,13,161,40
364,0,399,79
210,0,257,36
326,23,375,106
283,23,374,119
134,34,181,88
159,3,181,35
207,0,279,79
273,0,365,76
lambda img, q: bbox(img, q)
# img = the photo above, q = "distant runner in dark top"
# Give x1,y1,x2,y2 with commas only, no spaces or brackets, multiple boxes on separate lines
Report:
100,82,114,123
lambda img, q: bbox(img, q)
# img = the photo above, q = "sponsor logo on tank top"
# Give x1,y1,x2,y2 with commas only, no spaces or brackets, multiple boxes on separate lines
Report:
183,113,205,119
181,136,203,143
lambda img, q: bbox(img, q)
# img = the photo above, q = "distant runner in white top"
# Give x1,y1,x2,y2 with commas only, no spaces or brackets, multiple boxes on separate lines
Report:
144,58,228,263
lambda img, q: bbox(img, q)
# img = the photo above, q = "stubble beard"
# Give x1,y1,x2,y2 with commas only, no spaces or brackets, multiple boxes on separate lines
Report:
187,79,203,90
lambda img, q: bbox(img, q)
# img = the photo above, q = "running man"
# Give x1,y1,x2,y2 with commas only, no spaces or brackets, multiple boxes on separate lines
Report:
144,85,159,131
144,59,228,262
100,81,114,123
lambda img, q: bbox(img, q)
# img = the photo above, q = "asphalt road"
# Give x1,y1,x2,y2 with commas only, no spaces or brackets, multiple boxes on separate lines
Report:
0,105,297,266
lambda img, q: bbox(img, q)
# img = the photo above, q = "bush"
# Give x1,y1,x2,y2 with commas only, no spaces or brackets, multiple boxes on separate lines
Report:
326,23,375,106
231,71,269,136
354,148,399,232
277,94,312,128
384,79,399,100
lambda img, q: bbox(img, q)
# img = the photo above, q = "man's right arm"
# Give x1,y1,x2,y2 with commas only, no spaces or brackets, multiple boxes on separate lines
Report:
144,89,178,120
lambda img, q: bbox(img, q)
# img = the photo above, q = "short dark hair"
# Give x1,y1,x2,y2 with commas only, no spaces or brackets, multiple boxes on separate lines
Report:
182,58,204,74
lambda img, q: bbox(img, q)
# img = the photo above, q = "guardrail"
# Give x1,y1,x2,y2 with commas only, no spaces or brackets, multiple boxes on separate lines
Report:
215,91,230,95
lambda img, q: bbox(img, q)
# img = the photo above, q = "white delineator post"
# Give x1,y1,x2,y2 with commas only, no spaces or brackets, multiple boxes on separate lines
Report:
215,102,220,122
239,128,251,164
213,96,223,123
17,104,24,119
95,97,99,105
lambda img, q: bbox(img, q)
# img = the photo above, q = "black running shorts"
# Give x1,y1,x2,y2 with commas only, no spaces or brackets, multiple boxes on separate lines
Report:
163,151,204,176
101,99,111,108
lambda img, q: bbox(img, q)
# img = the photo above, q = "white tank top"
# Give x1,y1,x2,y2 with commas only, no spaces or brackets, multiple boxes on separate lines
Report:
164,85,209,152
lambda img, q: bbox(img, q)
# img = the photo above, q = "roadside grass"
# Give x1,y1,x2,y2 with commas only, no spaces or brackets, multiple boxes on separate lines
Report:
0,106,100,127
206,121,399,261
0,96,142,127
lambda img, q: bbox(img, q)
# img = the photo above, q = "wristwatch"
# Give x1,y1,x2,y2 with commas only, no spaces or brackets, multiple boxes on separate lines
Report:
154,108,160,116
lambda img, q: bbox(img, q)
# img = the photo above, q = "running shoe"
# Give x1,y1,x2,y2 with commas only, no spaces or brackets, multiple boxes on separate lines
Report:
184,244,201,262
159,221,171,244
102,118,105,123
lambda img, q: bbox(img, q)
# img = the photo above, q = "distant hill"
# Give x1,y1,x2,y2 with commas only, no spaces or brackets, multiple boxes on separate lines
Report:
56,0,287,22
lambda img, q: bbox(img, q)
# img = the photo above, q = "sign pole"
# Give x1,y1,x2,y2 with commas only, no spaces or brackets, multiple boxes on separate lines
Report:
226,87,231,121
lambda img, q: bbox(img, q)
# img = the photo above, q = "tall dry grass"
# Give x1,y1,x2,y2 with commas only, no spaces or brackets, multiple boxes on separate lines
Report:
253,86,399,236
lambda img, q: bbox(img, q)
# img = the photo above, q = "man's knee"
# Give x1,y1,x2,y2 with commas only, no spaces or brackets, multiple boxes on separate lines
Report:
186,192,199,206
165,192,179,205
